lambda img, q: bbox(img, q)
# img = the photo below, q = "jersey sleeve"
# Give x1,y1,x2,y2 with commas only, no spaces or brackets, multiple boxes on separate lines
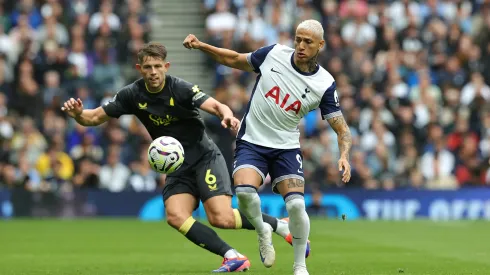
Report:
246,44,276,73
177,82,210,108
319,82,342,120
102,87,133,118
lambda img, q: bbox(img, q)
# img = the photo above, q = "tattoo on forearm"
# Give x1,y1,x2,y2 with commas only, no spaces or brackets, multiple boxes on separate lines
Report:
328,116,352,160
339,132,352,160
328,115,349,127
286,178,305,189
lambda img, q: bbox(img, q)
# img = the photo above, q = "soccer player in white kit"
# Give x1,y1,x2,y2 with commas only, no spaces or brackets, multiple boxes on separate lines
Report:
184,20,352,275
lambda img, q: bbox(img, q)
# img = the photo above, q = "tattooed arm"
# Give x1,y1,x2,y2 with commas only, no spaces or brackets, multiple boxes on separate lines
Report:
327,115,352,182
327,115,352,160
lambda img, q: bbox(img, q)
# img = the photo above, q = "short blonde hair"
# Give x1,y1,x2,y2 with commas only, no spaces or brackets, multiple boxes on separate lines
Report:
296,20,324,40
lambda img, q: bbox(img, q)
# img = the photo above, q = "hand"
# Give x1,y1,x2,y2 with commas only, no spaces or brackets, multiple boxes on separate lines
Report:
61,98,84,118
221,116,240,131
338,157,351,183
183,34,201,49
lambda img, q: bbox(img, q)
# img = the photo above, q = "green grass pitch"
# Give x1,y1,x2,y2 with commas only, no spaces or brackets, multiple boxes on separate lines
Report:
0,219,488,275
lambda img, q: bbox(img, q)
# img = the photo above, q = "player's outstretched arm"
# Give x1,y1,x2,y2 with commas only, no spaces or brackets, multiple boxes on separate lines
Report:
199,97,240,131
183,34,254,72
327,115,352,183
61,98,110,127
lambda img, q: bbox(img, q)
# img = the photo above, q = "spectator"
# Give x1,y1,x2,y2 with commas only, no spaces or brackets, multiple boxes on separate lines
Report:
99,145,130,192
42,70,63,109
235,0,266,49
88,0,121,35
36,142,74,186
206,0,237,49
420,136,457,189
68,39,92,79
72,156,99,189
460,71,490,106
36,15,69,46
128,146,158,192
10,0,43,30
69,132,104,163
341,6,376,49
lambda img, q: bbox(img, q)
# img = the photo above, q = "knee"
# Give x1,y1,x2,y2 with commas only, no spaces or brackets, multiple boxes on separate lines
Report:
233,175,248,186
166,211,188,229
233,168,262,187
207,210,235,229
235,185,257,202
285,195,306,215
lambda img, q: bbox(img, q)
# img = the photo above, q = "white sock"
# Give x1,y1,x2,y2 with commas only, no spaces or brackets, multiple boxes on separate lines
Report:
224,249,244,259
285,194,310,267
235,186,266,234
275,219,290,238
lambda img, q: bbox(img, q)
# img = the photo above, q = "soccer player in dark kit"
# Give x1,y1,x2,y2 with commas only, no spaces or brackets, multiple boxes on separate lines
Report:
61,42,296,272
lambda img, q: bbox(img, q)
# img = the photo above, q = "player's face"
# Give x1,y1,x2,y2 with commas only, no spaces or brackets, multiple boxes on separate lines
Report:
136,56,170,89
294,29,324,63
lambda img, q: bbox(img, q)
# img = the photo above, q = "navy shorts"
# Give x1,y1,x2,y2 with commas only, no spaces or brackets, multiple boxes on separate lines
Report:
232,139,304,193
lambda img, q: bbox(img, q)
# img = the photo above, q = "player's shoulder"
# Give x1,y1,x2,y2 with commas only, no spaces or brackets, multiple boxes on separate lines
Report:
167,75,195,91
251,44,293,71
267,43,294,56
167,75,206,103
317,66,335,84
115,79,142,98
316,65,336,92
251,43,292,58
165,74,192,89
272,43,294,52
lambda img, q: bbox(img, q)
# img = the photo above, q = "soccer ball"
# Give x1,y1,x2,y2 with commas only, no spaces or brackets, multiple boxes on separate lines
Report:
147,136,185,174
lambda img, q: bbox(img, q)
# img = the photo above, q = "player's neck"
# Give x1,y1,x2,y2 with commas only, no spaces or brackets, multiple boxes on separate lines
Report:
145,77,166,94
293,56,318,73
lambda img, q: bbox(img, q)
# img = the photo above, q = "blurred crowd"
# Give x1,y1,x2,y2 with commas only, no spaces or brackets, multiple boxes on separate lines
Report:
1,0,490,194
203,0,490,190
0,0,164,193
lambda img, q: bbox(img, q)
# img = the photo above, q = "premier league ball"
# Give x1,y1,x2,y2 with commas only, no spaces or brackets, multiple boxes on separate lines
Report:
147,136,185,174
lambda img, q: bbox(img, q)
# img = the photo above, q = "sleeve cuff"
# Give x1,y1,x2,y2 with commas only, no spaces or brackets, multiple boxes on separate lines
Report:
322,110,342,120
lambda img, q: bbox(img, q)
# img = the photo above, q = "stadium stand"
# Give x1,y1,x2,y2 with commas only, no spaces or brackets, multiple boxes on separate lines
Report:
0,0,489,194
0,0,164,192
202,0,490,190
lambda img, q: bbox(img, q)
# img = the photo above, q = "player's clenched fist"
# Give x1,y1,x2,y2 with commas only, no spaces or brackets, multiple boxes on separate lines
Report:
61,97,84,118
183,34,201,49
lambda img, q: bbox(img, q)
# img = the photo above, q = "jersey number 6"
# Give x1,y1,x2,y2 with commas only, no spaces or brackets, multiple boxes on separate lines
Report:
205,169,218,191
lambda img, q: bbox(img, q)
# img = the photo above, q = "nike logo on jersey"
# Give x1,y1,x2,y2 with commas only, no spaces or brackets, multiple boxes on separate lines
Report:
270,68,281,74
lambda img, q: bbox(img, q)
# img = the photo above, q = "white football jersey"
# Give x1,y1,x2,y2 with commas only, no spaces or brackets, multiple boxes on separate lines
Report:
237,44,342,149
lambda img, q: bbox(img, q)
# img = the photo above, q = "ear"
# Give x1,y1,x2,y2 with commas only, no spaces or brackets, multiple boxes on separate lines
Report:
135,63,141,71
319,40,325,50
164,62,171,70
